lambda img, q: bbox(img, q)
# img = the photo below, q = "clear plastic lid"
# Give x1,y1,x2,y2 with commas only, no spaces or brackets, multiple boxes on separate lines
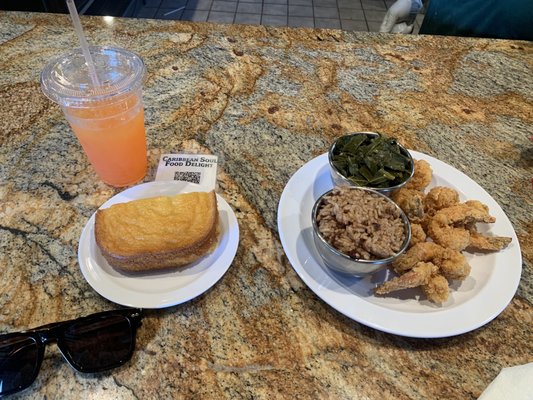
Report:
40,46,145,108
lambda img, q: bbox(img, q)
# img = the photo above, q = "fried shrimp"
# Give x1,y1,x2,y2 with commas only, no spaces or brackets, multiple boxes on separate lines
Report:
464,200,489,213
409,223,427,248
438,248,471,280
375,262,437,295
428,214,471,251
392,188,425,223
393,241,470,279
404,159,432,191
438,201,495,225
421,274,449,303
392,242,446,273
427,202,496,251
377,158,512,305
424,186,460,216
467,232,512,252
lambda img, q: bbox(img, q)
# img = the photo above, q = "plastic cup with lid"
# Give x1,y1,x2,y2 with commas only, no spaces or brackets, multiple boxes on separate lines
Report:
41,46,148,187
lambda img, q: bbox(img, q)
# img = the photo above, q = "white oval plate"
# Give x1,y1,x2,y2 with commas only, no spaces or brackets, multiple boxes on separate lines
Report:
78,181,239,309
277,152,522,338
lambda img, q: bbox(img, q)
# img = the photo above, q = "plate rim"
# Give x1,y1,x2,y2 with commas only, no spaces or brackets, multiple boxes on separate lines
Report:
78,181,239,309
277,151,522,338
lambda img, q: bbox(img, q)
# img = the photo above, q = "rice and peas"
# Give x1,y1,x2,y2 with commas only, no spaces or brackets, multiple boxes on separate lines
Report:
316,187,407,260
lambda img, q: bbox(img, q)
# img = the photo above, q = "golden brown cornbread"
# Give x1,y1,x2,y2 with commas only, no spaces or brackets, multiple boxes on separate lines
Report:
94,191,219,272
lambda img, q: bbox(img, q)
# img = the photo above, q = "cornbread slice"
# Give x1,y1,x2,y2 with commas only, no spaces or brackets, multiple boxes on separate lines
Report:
95,191,219,272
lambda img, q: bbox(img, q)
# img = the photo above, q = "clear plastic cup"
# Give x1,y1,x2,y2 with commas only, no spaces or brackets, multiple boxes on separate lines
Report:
41,46,147,187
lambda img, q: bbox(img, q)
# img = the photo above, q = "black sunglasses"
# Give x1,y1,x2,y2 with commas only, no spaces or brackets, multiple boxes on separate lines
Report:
0,308,142,397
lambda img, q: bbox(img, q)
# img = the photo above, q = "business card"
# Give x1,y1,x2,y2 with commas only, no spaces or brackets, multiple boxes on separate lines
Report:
155,154,218,191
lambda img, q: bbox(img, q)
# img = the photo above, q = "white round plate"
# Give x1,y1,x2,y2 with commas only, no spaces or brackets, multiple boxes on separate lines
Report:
277,152,522,338
79,181,239,309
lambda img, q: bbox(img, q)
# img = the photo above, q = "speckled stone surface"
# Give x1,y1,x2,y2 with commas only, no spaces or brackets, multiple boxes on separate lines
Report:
1,11,532,399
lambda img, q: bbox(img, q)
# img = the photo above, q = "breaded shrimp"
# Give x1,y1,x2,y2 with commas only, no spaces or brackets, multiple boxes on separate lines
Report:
392,188,425,223
464,200,489,213
393,241,470,279
421,274,449,303
427,202,496,251
375,262,437,295
404,159,432,191
393,242,446,273
438,202,495,225
428,213,471,251
423,186,460,216
409,223,427,248
374,157,510,305
437,248,471,280
467,232,512,252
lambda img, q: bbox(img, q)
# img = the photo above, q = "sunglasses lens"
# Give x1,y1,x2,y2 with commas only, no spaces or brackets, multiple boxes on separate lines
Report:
0,336,40,395
59,315,135,372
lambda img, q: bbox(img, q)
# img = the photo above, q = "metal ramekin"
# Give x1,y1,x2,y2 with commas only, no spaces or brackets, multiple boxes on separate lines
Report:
311,187,411,276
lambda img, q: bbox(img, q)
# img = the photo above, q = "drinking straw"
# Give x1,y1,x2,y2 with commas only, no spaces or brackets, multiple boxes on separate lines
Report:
163,7,185,16
66,0,100,87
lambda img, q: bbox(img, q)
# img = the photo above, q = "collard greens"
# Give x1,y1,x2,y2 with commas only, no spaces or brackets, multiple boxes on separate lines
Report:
331,133,412,188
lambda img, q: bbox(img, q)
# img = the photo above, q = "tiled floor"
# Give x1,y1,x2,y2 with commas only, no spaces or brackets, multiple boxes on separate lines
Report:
133,0,425,32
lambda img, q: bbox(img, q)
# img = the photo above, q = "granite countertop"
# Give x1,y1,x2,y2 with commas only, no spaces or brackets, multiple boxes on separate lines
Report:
1,11,532,399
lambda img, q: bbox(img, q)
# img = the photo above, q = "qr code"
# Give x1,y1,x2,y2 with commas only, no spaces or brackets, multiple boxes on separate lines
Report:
174,171,201,184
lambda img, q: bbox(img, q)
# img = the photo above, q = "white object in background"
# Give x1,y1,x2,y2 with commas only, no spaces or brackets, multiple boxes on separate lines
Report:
156,153,218,191
391,22,413,34
380,0,423,34
478,363,533,400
